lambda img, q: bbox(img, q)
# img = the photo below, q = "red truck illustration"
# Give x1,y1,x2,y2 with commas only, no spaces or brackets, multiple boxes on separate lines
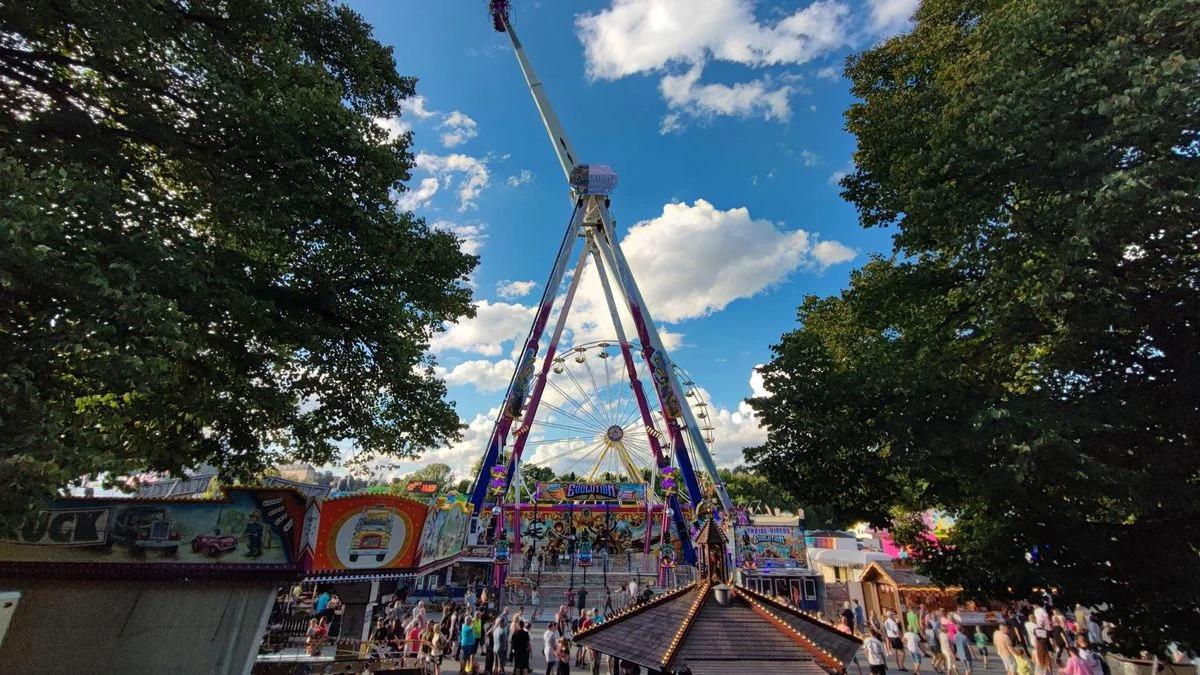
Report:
191,529,239,556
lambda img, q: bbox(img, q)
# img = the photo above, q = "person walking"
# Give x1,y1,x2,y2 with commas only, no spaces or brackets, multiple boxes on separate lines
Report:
1058,646,1093,675
995,624,1017,675
432,624,447,675
885,611,907,671
866,630,889,675
954,626,974,675
1012,647,1033,675
511,620,531,675
904,625,923,675
907,607,921,636
492,618,507,675
843,603,856,635
940,624,959,675
459,615,478,674
974,628,990,670
531,586,542,622
854,600,867,635
543,621,560,675
555,637,572,675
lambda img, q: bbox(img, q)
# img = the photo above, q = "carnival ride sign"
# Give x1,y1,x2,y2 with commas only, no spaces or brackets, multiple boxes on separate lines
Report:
535,482,647,503
311,494,427,571
517,505,665,556
0,489,305,566
416,501,470,567
735,525,809,573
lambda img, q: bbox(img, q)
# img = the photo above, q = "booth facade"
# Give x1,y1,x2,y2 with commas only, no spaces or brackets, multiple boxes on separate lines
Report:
858,560,961,619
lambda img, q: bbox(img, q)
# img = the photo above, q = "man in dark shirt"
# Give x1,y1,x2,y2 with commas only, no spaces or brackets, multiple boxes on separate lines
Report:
510,620,531,675
577,587,589,618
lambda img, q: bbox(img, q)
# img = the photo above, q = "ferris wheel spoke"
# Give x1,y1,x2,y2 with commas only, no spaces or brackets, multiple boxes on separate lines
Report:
520,432,595,446
546,375,609,431
582,354,611,426
526,416,595,435
540,384,608,431
602,351,617,426
555,440,607,479
617,396,643,430
524,438,605,469
562,359,610,429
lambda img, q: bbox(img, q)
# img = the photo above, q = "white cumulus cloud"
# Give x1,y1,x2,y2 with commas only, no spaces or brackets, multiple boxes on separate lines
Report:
659,65,793,129
432,221,488,256
812,239,858,267
506,169,535,187
577,0,851,128
407,95,436,119
577,0,852,79
395,177,439,212
415,152,491,211
429,300,536,357
371,116,411,143
439,110,479,149
437,359,515,393
497,280,538,299
618,199,851,322
866,0,920,36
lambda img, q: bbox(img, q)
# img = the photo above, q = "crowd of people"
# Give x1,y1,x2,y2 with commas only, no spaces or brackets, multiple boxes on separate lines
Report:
837,601,1111,675
357,585,638,675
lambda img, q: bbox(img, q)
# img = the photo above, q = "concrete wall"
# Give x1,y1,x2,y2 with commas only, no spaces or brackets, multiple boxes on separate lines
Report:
0,579,278,675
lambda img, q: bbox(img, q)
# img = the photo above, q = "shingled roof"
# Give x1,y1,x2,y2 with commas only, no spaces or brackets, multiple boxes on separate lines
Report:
574,578,862,674
859,560,960,591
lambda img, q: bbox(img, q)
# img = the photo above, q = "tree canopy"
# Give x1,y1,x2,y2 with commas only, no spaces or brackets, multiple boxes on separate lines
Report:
0,1,476,522
747,0,1197,653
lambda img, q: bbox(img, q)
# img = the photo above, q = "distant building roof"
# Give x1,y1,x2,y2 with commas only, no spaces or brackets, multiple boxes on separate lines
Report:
806,530,855,538
575,578,861,674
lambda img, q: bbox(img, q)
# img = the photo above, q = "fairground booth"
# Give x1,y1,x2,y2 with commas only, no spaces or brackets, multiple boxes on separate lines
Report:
858,559,962,618
0,487,470,674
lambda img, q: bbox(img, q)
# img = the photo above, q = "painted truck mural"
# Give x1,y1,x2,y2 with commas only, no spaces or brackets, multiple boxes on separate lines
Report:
0,489,305,566
310,494,429,572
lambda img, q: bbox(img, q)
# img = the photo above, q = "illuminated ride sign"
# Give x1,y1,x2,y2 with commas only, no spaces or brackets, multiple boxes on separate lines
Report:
535,482,647,503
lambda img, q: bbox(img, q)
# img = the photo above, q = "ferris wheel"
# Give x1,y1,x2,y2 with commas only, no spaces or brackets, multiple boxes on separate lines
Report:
511,339,714,492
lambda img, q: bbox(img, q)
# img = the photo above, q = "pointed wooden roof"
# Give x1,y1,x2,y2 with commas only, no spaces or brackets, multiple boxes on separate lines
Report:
574,578,861,674
696,517,726,545
859,560,962,592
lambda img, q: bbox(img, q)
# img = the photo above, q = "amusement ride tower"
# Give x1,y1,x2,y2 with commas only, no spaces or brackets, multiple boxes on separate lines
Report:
469,1,732,564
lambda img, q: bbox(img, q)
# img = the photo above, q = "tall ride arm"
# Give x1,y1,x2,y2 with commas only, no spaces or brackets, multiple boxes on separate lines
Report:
501,14,581,182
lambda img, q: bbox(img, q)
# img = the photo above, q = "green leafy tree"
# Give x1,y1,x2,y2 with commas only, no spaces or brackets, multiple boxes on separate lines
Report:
522,466,555,484
748,0,1197,653
402,462,453,493
0,1,476,523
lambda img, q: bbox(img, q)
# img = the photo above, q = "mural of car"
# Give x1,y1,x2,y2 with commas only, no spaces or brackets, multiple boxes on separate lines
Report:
110,506,181,556
348,508,392,563
191,529,239,556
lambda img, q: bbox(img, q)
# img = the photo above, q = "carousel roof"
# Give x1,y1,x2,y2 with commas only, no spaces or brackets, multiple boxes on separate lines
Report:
574,577,862,675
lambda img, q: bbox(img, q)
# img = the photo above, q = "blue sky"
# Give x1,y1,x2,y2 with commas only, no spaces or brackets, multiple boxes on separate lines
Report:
348,0,917,477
